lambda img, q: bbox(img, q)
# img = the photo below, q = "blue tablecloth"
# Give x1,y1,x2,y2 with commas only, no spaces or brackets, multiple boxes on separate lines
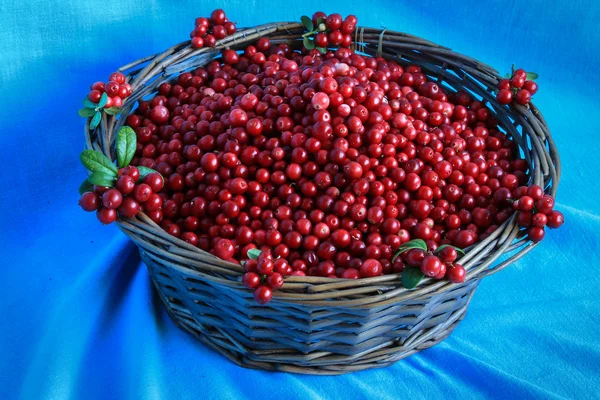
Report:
1,0,599,398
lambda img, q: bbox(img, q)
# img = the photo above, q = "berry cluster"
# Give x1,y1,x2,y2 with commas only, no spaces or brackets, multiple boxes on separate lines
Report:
88,71,132,110
301,12,358,52
496,68,539,106
79,167,165,224
190,9,237,49
241,249,289,304
393,241,466,287
511,185,564,242
124,37,563,280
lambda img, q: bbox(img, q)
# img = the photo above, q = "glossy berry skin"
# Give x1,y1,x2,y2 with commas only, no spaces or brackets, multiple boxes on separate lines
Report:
447,264,466,283
515,89,532,105
144,173,164,192
420,255,442,277
242,272,261,289
496,89,513,105
253,285,273,304
528,226,545,242
97,207,117,224
266,272,284,289
360,259,382,277
546,211,564,229
118,197,140,218
102,189,123,209
214,239,235,260
438,246,458,263
79,192,99,211
116,175,136,195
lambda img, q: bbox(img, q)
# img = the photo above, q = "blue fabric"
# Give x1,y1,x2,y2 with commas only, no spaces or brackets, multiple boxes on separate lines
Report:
1,0,599,398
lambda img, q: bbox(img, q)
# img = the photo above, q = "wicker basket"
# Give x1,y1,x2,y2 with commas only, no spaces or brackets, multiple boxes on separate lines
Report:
84,21,560,374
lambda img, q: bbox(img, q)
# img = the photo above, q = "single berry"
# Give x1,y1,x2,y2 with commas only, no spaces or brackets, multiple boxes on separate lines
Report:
102,188,123,209
97,207,117,224
253,285,273,304
79,192,99,211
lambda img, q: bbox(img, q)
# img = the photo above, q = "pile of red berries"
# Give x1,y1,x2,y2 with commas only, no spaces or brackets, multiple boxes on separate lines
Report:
79,166,165,224
88,71,132,109
301,12,358,51
511,184,564,241
241,249,290,304
190,9,237,49
496,68,539,106
81,11,565,303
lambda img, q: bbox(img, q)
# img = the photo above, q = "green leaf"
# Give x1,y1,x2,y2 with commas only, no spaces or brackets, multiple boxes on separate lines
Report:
301,15,314,31
83,98,98,108
79,107,96,117
104,107,123,116
391,239,428,262
80,149,118,175
87,171,117,187
316,46,326,54
78,178,94,195
90,111,102,129
98,92,108,108
504,73,511,78
116,126,137,168
401,267,425,289
435,244,466,256
247,249,262,259
526,72,538,80
137,166,161,180
303,37,315,50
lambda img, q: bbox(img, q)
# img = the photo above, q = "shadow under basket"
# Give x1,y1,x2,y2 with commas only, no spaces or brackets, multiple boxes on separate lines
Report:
86,22,560,374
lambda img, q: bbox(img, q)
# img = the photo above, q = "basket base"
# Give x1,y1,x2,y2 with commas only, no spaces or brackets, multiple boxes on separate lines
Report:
142,251,478,374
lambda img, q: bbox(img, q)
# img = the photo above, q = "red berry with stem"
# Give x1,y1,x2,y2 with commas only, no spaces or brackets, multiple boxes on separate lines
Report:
438,246,458,263
447,264,466,283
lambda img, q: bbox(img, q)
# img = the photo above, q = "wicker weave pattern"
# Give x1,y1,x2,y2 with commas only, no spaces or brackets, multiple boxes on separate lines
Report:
84,22,560,374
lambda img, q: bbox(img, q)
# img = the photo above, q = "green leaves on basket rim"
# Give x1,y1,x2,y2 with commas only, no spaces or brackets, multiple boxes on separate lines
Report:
79,92,124,130
300,15,329,52
78,125,141,193
391,239,427,263
401,267,424,289
393,240,466,289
